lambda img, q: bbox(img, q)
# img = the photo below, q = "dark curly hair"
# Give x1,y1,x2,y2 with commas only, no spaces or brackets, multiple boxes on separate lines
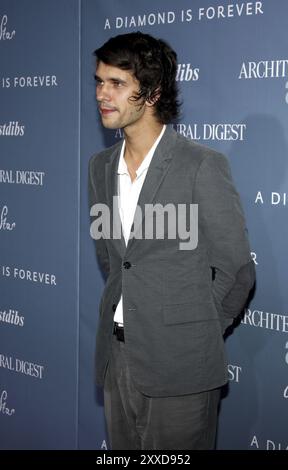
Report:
94,32,180,124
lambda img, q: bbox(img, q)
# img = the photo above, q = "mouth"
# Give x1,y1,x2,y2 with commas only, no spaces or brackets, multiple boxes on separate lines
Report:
99,106,117,116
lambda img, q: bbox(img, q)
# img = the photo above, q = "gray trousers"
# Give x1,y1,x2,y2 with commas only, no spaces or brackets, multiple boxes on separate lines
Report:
104,334,221,450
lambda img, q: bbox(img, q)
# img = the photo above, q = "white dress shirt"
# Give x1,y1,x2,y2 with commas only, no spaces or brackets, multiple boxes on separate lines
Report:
114,125,166,325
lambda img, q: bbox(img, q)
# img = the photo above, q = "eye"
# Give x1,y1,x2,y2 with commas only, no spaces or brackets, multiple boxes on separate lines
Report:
112,80,123,88
94,76,103,86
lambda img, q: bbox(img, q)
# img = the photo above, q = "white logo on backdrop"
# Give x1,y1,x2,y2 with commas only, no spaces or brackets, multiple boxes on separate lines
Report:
228,364,242,383
0,308,24,327
1,265,57,286
0,122,25,137
251,252,258,265
114,124,246,141
0,205,16,231
101,440,108,450
239,59,288,79
176,64,199,82
104,2,264,29
0,170,45,186
255,191,287,206
250,435,288,450
0,15,16,41
0,354,44,379
175,123,246,141
284,343,288,399
1,75,58,88
0,390,15,416
242,308,288,333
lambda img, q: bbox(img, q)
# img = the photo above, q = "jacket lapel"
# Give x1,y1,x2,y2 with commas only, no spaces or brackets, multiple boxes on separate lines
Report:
125,126,177,255
105,143,126,257
104,127,178,259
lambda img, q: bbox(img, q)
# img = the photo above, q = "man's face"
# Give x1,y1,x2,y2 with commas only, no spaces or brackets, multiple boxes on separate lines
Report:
95,61,146,130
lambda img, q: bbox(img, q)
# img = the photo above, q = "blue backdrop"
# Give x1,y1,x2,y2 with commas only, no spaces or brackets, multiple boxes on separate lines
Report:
0,0,80,450
1,0,288,450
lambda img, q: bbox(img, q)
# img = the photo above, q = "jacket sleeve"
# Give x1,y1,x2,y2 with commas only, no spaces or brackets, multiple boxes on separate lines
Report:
194,151,255,332
89,156,110,277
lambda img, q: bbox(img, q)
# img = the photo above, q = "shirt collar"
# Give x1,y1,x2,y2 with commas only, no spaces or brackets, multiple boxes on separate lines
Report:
117,142,128,175
117,125,166,178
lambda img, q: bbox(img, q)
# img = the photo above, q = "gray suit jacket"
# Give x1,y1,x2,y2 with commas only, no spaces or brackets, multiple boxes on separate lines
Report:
89,126,255,397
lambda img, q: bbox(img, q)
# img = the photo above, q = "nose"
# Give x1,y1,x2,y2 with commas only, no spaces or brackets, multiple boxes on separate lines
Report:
96,82,111,102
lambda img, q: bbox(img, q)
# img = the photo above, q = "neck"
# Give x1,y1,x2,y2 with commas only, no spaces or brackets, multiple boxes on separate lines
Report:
124,120,164,164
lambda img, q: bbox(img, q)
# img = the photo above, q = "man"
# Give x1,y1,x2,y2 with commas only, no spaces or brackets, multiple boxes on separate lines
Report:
89,32,255,450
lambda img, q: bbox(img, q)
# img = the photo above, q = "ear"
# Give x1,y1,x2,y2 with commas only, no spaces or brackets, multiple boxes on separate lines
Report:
145,88,161,107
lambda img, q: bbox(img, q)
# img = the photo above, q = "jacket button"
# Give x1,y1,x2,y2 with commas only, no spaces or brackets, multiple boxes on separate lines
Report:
112,304,117,312
123,261,131,269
